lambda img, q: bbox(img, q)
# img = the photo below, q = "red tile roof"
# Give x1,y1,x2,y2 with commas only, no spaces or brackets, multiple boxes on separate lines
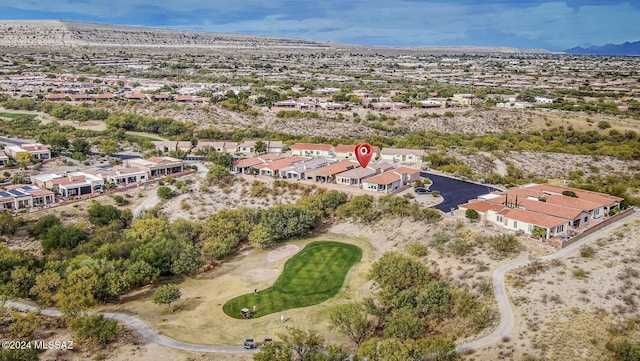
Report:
500,208,568,229
362,170,401,185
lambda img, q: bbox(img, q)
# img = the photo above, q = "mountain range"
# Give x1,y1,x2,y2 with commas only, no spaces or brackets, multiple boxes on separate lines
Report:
565,41,640,56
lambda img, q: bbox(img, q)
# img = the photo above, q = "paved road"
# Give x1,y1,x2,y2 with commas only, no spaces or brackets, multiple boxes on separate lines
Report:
2,208,636,356
456,209,639,353
421,171,498,212
3,301,256,354
132,191,161,219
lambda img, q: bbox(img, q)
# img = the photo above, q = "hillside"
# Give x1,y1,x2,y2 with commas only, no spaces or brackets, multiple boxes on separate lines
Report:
0,20,546,54
565,40,640,56
0,20,330,50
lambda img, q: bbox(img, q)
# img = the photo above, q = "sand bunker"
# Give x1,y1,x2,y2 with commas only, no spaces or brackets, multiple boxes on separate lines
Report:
267,244,300,263
247,268,279,281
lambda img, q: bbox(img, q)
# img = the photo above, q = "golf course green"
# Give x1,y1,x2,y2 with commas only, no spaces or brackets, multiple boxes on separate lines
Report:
223,241,362,319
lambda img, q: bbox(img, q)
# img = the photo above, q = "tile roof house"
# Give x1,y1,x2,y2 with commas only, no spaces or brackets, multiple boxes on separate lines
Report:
254,156,310,177
280,157,337,180
361,170,403,193
290,143,335,157
334,144,381,160
459,183,625,240
305,160,358,183
335,167,377,186
124,157,184,177
379,148,427,164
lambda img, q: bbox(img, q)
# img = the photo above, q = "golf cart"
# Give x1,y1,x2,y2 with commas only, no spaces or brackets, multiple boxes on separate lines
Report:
243,338,257,349
263,338,273,346
241,308,252,319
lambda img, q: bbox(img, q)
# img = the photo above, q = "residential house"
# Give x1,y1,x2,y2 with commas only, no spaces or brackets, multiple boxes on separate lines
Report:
368,161,395,174
305,160,358,183
70,94,93,102
94,93,115,101
152,141,177,153
361,170,404,193
280,158,336,180
291,143,334,157
5,143,51,160
238,141,257,155
151,94,170,102
334,144,380,160
125,92,146,101
124,157,184,177
84,165,148,186
231,155,281,174
266,141,285,155
254,156,309,177
379,148,426,164
335,167,377,186
0,184,55,210
488,207,570,239
31,171,104,197
394,166,421,183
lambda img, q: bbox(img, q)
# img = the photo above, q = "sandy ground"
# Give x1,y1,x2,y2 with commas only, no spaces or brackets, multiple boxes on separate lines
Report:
469,217,640,361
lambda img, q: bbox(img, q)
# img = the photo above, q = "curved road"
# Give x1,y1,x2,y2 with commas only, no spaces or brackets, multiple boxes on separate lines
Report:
3,210,637,355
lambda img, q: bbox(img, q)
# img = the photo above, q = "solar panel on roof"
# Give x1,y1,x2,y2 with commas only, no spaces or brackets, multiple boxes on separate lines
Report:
0,191,11,197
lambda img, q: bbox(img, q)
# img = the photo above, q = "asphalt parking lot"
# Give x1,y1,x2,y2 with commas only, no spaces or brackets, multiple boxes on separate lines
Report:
420,171,498,212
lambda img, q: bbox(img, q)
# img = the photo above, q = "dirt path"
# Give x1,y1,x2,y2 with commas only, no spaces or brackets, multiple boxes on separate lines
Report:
456,209,640,353
3,210,638,355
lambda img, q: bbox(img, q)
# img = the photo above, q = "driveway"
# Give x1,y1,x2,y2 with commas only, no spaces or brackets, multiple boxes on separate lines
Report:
420,171,498,212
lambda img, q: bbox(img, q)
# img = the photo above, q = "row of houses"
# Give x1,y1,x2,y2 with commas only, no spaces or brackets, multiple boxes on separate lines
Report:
152,141,427,165
458,183,624,240
232,154,421,193
29,156,184,199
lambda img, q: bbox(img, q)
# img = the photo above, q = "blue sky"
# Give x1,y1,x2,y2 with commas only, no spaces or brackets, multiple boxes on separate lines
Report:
1,0,639,51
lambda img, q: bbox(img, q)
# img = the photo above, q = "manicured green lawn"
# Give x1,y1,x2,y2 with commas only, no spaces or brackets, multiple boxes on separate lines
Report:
223,241,362,319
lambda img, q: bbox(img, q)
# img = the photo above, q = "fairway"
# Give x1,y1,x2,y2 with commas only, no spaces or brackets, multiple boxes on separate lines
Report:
223,241,362,319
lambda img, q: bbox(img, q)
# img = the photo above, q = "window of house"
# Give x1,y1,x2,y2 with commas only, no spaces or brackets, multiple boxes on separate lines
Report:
513,221,517,228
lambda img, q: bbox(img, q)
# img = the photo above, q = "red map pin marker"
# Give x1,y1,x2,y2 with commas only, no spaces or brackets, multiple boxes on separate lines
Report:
355,143,373,168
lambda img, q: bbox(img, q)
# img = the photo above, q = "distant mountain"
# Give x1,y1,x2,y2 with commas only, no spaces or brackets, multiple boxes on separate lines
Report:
565,41,640,56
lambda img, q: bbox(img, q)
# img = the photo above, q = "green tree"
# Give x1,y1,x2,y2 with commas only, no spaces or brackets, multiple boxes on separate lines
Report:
70,314,120,346
41,225,88,253
29,214,61,238
248,223,274,250
260,205,319,241
39,132,69,154
328,301,373,345
531,226,547,239
255,140,267,154
29,269,63,306
0,211,19,235
465,208,479,221
369,252,430,291
253,342,293,361
278,328,324,361
15,152,33,169
71,138,92,155
156,186,174,199
88,201,129,227
152,284,181,312
98,138,119,155
384,310,425,341
170,242,203,275
56,266,99,315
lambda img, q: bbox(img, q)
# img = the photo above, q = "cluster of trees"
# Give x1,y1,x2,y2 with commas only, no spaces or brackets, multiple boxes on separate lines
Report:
275,110,320,119
41,102,109,122
337,194,442,224
321,251,494,360
105,113,194,138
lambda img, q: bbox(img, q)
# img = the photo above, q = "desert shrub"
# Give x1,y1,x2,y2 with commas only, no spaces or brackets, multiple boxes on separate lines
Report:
580,245,596,258
156,186,174,199
572,267,589,280
465,208,479,221
448,238,473,256
481,234,521,258
407,243,429,257
112,194,129,206
70,314,120,347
